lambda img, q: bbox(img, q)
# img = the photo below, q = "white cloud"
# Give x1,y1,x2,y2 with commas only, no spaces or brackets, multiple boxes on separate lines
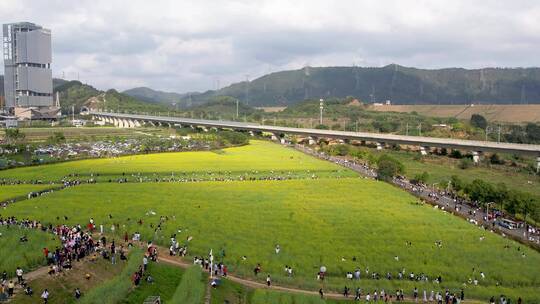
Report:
1,0,539,92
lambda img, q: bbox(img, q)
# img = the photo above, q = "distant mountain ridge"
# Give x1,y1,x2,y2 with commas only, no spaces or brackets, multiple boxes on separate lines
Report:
184,65,540,106
122,87,192,105
4,64,540,109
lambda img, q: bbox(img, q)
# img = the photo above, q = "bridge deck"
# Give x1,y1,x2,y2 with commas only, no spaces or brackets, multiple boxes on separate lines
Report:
90,112,540,157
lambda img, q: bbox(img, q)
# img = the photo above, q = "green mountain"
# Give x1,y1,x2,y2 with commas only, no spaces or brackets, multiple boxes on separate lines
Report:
187,96,259,119
122,87,191,105
187,65,540,106
53,80,100,112
52,81,170,113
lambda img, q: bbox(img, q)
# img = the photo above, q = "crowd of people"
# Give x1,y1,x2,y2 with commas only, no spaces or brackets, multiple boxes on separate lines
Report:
0,180,84,209
1,169,335,190
0,215,152,302
0,216,100,301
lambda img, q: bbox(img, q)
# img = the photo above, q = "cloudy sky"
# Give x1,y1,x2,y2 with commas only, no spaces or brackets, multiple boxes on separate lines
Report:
1,0,539,93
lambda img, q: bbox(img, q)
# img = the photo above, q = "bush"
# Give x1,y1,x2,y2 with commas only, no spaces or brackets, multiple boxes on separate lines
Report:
376,154,404,181
489,153,505,165
4,128,25,144
465,179,496,205
314,124,329,130
327,144,350,156
217,131,249,145
459,158,472,169
450,175,464,192
470,114,488,129
413,171,430,184
449,150,463,159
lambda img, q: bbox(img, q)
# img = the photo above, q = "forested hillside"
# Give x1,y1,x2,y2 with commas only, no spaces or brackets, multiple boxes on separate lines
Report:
186,65,540,106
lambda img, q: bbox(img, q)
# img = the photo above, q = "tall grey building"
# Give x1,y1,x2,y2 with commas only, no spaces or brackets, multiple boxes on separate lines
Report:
3,22,56,118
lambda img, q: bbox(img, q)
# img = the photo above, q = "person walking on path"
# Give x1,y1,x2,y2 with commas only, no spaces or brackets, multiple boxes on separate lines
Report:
15,267,24,285
266,275,271,287
41,289,49,303
7,281,14,297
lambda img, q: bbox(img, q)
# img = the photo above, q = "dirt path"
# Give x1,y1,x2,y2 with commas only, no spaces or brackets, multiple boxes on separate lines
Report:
4,244,481,304
5,265,49,301
154,248,482,303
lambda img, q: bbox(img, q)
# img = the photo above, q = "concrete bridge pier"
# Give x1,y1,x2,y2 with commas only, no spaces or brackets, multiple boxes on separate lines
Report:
536,156,540,173
376,142,384,151
420,146,429,156
472,151,481,164
134,120,142,127
308,136,317,145
127,119,136,128
248,131,255,137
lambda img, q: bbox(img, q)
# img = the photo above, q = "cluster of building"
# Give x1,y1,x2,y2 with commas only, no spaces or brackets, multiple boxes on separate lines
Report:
2,22,60,123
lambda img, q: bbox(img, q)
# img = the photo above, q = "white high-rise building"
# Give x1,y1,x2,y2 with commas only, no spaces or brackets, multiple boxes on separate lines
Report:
3,22,59,119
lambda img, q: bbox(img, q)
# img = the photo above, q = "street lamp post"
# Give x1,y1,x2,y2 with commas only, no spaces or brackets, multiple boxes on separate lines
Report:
319,99,324,125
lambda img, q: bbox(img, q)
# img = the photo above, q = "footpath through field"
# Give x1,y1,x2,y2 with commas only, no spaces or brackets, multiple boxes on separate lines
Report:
152,245,483,304
4,266,49,301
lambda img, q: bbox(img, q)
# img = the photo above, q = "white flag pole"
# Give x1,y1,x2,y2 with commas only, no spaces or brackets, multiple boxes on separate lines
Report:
209,249,214,279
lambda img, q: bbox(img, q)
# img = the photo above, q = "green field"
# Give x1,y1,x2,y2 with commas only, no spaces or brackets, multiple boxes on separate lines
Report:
0,141,351,182
168,266,206,304
122,262,184,304
0,226,60,277
0,184,57,202
3,179,539,301
211,279,348,304
1,140,538,303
